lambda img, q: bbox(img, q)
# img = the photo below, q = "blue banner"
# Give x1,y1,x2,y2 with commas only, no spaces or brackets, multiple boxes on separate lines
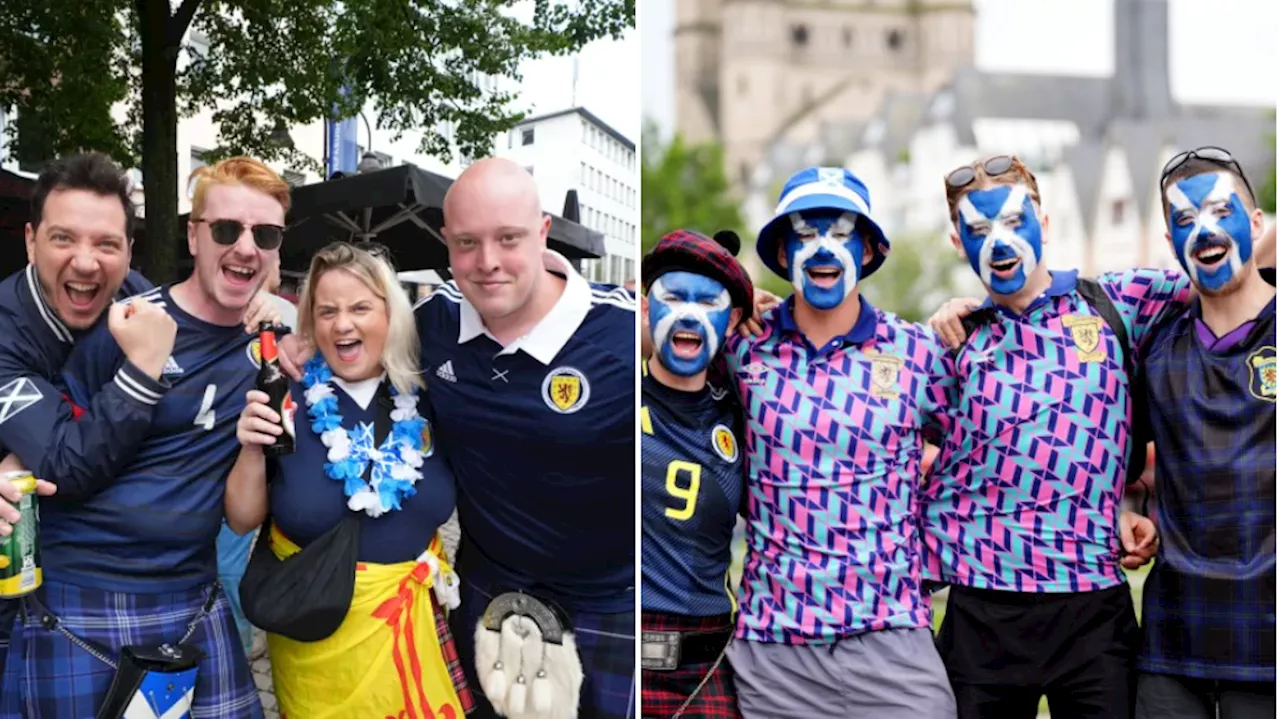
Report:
325,87,360,176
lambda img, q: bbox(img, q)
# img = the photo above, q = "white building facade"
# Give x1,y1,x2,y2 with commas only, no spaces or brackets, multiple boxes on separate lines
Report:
495,107,638,287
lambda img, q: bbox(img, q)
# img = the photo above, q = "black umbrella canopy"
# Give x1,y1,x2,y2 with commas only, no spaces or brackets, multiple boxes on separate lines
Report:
0,169,34,278
273,164,605,274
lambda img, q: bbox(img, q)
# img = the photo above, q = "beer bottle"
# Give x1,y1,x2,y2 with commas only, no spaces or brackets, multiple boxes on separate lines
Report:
258,322,296,456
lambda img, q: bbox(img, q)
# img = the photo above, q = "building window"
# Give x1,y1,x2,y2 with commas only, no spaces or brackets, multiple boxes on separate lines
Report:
190,147,209,173
791,24,809,47
521,128,534,146
1111,199,1126,225
188,30,210,60
580,162,587,184
887,29,903,50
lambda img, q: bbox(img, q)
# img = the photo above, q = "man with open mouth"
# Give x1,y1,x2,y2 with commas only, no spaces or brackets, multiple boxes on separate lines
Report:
0,154,279,682
0,156,290,717
920,153,1275,719
639,229,753,718
720,167,959,717
1130,148,1276,719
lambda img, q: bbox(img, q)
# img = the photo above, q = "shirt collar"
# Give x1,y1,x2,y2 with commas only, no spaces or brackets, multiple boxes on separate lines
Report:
457,249,592,365
980,269,1079,317
777,293,879,345
24,263,73,344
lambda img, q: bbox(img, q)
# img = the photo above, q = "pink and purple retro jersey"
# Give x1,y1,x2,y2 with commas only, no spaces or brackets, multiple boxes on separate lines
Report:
922,269,1190,594
724,296,955,644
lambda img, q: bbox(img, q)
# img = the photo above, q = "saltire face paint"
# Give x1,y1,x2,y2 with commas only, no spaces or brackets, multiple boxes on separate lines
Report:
1166,171,1254,293
783,209,864,310
955,183,1043,296
649,271,733,376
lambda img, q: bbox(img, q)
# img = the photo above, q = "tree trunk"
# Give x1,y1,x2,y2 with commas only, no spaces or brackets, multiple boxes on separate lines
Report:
137,0,180,283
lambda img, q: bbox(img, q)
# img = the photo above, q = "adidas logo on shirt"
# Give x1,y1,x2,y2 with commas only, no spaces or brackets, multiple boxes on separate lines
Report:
162,356,184,376
436,360,457,383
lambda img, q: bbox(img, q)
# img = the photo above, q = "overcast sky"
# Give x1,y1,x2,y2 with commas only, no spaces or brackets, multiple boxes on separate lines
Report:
512,1,640,142
640,0,1278,138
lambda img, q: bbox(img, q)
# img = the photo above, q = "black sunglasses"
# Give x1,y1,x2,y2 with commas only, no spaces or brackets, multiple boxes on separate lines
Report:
945,155,1017,189
193,218,285,251
1159,146,1255,201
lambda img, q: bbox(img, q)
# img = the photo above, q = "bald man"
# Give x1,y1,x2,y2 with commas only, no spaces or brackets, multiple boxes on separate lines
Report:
414,158,637,719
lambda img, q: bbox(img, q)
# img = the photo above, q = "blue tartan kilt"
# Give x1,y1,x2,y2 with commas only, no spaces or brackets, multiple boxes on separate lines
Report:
451,576,636,719
0,580,264,719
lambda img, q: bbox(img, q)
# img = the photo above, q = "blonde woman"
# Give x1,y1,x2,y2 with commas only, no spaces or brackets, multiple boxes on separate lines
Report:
226,242,472,718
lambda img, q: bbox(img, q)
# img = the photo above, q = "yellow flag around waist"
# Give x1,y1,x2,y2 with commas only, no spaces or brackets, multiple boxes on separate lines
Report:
266,524,465,719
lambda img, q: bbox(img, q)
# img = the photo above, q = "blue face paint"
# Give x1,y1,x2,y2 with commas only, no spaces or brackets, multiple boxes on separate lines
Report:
1166,172,1254,293
648,271,733,377
782,209,865,311
955,184,1043,296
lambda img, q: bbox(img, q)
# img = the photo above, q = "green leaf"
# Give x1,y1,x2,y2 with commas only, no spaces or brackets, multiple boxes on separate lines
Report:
0,0,634,280
640,120,747,256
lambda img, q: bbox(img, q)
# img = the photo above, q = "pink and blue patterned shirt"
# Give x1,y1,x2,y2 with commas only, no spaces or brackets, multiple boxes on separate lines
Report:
724,295,955,644
922,269,1190,593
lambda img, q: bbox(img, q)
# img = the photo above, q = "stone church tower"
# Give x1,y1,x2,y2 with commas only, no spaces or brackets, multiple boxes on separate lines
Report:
675,0,976,190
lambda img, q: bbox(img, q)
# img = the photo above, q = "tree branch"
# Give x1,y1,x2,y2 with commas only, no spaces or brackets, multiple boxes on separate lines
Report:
168,0,202,45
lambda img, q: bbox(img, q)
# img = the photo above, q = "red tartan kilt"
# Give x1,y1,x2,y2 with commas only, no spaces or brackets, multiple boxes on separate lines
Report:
433,594,476,714
640,612,740,719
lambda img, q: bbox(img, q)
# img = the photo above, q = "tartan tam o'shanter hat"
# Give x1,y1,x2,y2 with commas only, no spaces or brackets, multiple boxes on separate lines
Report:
755,166,891,281
641,229,754,312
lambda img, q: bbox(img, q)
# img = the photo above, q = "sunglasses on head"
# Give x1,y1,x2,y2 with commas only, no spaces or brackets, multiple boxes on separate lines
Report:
945,155,1017,189
352,241,390,259
1159,146,1255,201
194,219,285,251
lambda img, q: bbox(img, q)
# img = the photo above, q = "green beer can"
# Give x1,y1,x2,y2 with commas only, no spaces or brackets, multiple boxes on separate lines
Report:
0,470,41,598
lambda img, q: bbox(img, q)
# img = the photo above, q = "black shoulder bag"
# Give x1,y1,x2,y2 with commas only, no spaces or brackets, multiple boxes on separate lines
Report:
238,384,394,642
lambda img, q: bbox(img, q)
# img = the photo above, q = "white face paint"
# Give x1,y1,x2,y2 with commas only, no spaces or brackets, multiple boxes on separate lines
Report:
787,211,860,301
955,184,1041,290
1165,172,1249,289
649,275,732,364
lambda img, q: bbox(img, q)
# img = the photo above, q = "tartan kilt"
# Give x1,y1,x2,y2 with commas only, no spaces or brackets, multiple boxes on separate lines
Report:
451,576,636,719
0,579,263,719
432,590,476,714
641,612,739,719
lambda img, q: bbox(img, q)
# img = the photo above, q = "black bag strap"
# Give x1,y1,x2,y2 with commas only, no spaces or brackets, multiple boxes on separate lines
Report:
373,381,395,454
1076,278,1150,489
1076,279,1132,374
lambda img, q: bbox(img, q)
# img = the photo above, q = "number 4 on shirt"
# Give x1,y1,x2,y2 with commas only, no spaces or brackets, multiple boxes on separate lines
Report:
193,383,217,430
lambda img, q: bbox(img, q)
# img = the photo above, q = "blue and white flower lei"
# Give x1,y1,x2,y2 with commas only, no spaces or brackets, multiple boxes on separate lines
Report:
301,355,427,518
